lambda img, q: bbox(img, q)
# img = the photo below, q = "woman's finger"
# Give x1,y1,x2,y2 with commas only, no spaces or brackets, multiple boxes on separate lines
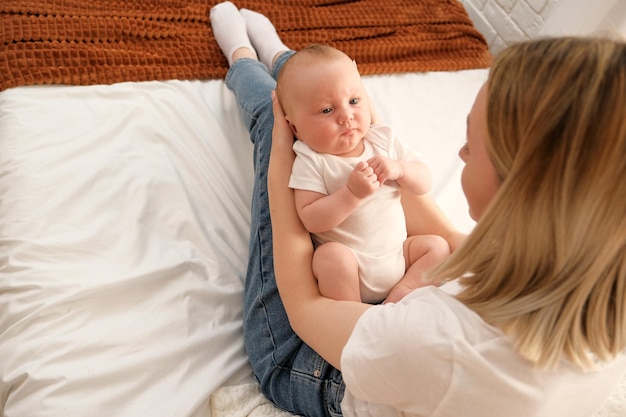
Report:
271,90,293,142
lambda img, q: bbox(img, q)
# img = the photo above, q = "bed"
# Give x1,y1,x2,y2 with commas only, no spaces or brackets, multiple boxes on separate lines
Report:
0,1,624,416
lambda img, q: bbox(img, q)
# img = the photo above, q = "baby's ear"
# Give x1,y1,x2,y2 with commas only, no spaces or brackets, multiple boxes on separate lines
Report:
285,116,299,138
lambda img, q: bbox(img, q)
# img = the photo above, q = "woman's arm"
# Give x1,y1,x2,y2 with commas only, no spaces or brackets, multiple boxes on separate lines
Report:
268,91,370,369
401,191,467,252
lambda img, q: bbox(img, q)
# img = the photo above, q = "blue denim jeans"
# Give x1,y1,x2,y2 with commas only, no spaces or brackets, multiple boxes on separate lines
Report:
225,53,345,417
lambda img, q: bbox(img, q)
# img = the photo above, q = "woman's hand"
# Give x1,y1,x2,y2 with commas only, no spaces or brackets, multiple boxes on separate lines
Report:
268,91,369,369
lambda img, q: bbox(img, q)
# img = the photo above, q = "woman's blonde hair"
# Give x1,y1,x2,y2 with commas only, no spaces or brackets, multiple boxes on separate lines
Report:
433,36,626,370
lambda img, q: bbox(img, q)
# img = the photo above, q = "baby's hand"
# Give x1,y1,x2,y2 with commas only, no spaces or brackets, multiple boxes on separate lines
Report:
367,155,401,185
347,161,380,199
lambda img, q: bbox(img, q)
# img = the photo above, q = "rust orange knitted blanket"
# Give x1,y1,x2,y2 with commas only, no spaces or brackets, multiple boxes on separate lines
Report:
0,0,491,91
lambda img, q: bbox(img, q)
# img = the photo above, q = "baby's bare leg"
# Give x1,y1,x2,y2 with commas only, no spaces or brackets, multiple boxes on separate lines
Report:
312,242,361,302
385,235,450,303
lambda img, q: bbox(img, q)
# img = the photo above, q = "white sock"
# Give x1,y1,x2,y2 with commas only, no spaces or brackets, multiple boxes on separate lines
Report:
240,8,289,70
210,1,257,66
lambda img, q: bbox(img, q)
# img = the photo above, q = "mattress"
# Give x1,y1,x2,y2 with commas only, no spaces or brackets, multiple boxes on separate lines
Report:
1,69,624,416
0,68,478,415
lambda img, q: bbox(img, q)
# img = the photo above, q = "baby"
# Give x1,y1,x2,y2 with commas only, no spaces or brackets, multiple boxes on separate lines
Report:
276,45,450,303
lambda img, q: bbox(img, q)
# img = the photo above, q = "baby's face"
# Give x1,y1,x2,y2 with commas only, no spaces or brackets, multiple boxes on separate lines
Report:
283,57,372,157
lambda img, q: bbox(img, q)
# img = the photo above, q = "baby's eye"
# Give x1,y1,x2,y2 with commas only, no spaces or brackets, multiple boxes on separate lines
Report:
321,107,333,114
349,98,360,105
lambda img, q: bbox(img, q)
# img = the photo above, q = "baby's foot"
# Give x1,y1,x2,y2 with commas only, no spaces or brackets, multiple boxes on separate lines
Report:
240,8,289,70
210,1,257,66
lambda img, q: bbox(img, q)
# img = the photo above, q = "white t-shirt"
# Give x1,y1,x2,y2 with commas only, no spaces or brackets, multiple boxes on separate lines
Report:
340,285,626,417
289,124,420,303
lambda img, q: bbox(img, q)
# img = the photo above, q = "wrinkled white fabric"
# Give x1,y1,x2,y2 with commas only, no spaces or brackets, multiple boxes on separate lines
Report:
0,79,255,416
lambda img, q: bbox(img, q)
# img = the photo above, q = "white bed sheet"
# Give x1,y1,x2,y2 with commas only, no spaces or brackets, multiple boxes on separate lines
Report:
0,70,623,416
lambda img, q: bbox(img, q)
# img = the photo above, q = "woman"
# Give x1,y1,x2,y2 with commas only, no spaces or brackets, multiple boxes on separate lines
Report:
269,37,626,416
210,2,626,415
